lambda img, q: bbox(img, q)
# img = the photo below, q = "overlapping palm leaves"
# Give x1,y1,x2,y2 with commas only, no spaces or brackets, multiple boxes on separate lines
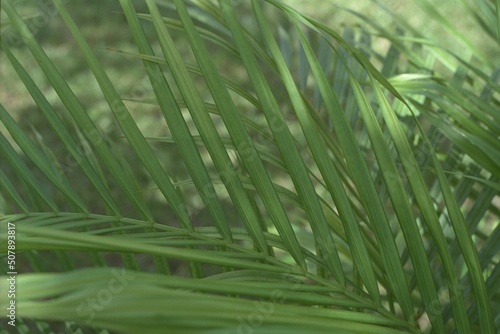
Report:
0,0,498,333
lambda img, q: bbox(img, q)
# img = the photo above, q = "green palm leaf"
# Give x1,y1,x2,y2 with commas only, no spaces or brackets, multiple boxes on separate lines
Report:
1,0,497,333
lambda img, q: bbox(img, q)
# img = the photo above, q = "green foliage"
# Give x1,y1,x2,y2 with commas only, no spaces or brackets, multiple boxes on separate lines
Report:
0,0,498,333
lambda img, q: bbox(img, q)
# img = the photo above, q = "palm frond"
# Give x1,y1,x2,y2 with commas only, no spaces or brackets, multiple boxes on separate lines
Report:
1,0,498,333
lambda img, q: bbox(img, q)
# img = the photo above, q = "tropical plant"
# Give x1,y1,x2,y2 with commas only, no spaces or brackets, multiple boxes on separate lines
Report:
0,0,498,333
